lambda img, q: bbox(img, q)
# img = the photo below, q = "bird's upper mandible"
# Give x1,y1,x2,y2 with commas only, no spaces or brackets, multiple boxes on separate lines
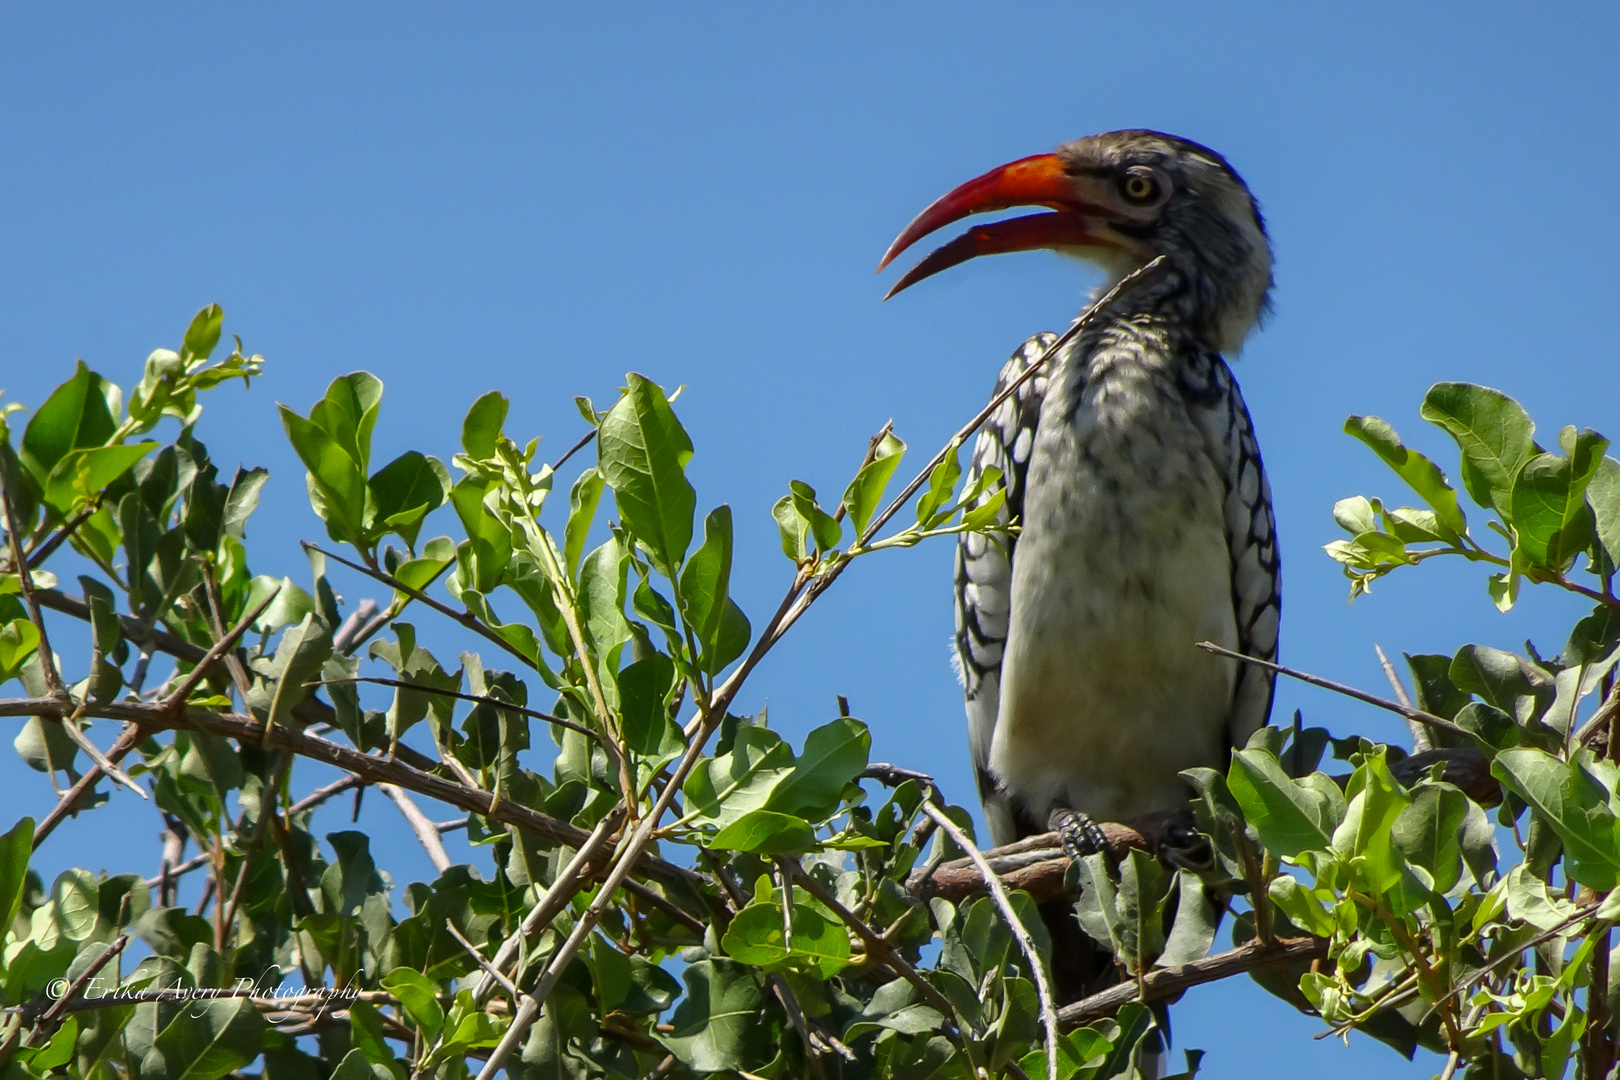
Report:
879,129,1274,355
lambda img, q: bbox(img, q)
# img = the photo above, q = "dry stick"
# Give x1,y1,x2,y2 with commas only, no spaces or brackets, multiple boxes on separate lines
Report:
22,933,130,1037
1374,642,1429,752
1,480,66,695
550,426,598,472
1196,641,1473,741
33,722,145,847
921,799,1058,1080
302,543,537,671
202,565,259,703
379,784,453,873
1056,935,1330,1028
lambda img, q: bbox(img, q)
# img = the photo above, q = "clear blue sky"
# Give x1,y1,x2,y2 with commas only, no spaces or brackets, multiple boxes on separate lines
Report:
3,5,1618,1075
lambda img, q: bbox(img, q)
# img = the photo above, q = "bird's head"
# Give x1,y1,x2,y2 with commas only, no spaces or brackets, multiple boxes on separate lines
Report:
880,130,1273,354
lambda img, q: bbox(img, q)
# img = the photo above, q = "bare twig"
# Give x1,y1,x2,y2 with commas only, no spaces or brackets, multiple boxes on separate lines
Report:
56,718,145,797
550,427,598,472
302,543,537,671
445,920,519,1000
23,934,129,1035
1374,643,1429,751
1197,641,1473,741
922,799,1059,1080
379,783,453,873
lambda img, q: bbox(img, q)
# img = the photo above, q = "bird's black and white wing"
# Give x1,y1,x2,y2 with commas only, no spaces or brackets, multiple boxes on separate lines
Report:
954,332,1055,846
1183,352,1281,750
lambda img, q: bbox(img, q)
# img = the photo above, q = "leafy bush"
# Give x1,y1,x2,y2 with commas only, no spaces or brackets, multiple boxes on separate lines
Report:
0,304,1617,1080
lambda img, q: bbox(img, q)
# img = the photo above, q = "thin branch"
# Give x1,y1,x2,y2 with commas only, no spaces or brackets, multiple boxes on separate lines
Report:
32,722,145,847
921,799,1058,1080
315,677,597,741
784,858,960,1025
1056,936,1329,1028
550,427,598,472
1374,642,1429,752
379,783,453,873
302,543,536,671
24,498,102,570
446,920,520,1000
24,933,129,1034
160,584,282,713
1197,641,1473,741
2,480,65,695
56,718,145,797
289,774,367,817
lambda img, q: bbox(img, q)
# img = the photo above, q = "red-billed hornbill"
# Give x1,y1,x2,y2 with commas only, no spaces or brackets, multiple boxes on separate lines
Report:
881,130,1280,998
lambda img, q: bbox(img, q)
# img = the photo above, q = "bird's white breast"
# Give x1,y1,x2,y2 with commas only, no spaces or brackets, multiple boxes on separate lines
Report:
990,336,1238,824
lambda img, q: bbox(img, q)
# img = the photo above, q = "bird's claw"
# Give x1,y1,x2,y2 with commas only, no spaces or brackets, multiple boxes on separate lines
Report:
1049,807,1109,862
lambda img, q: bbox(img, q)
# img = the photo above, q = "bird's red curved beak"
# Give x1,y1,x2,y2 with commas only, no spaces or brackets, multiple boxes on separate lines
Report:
878,153,1118,299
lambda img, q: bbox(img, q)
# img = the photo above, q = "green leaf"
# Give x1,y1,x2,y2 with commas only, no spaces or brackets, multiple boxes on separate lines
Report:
310,372,383,477
659,958,768,1072
1420,382,1535,520
19,360,121,484
0,815,34,939
617,653,683,759
1511,428,1607,568
915,440,963,527
1451,644,1550,722
564,467,605,581
771,493,809,562
279,406,368,546
368,451,450,549
1332,749,1411,896
381,967,445,1041
180,304,224,363
679,506,734,658
0,618,41,683
596,373,695,577
390,536,456,610
1494,749,1620,889
263,613,333,735
709,809,817,854
1390,783,1467,894
144,996,266,1080
765,716,870,820
447,477,511,595
841,430,906,536
721,900,851,976
1344,415,1467,535
682,725,794,828
42,442,159,514
1227,749,1335,857
788,480,842,553
1159,872,1218,967
1586,454,1620,574
460,390,508,460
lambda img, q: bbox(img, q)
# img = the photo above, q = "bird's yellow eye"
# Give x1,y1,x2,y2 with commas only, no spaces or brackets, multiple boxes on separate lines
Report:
1119,172,1161,204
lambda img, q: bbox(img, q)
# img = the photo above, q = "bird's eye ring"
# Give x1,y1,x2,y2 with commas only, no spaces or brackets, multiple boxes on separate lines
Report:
1118,171,1161,204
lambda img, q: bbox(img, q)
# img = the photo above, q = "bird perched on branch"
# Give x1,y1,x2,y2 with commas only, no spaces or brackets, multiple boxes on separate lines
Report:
880,130,1280,999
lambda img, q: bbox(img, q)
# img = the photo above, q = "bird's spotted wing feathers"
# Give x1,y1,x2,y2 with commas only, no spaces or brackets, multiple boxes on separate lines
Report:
954,332,1055,844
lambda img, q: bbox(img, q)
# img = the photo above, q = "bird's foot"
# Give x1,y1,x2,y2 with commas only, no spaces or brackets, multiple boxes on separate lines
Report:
1048,806,1109,862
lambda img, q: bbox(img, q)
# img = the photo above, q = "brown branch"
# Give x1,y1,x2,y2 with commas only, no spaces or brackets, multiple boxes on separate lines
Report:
1056,935,1328,1027
316,676,597,742
161,584,281,713
1197,641,1474,741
